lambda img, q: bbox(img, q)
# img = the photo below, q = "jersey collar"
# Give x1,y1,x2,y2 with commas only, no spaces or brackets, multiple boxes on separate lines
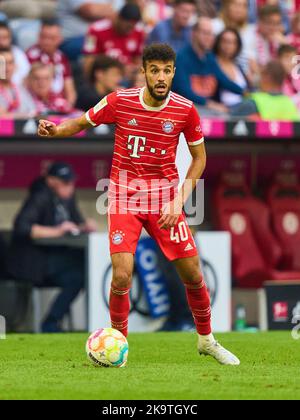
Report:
139,87,171,112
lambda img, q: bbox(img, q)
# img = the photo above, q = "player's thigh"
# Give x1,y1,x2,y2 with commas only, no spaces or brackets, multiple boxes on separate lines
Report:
111,252,135,288
108,211,144,257
145,213,199,262
173,255,203,284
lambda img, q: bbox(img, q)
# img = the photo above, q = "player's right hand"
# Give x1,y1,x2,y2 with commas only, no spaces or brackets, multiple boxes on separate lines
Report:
38,120,58,137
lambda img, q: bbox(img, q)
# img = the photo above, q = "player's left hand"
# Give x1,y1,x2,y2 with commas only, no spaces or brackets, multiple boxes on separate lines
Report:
158,197,183,230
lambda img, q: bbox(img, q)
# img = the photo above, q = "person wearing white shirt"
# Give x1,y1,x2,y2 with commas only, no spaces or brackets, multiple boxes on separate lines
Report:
212,0,257,75
0,22,30,85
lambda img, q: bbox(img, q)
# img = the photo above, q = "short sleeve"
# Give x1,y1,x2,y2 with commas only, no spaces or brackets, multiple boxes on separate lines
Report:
183,104,205,146
85,92,117,126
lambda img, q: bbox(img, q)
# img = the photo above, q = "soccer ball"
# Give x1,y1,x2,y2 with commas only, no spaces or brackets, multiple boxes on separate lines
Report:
86,328,128,368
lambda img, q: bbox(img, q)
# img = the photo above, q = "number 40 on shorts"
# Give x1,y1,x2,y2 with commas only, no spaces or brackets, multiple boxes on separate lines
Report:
170,221,189,243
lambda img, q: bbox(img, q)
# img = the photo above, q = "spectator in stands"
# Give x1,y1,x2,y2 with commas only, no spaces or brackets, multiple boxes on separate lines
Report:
212,0,257,73
76,55,123,111
0,0,57,51
172,17,244,115
8,162,98,333
213,0,251,32
213,28,250,107
278,45,300,111
131,68,145,88
248,0,291,33
26,63,76,116
131,0,173,30
230,61,300,121
0,22,30,85
0,48,35,117
197,0,219,18
255,5,287,67
82,3,144,81
58,0,125,60
147,0,196,53
27,19,77,107
288,12,300,54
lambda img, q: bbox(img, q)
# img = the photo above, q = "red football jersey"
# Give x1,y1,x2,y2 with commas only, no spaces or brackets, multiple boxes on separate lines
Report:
82,19,145,65
86,87,204,211
26,45,72,96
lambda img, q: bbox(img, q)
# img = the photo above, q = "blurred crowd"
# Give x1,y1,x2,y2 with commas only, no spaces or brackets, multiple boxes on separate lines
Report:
0,0,300,120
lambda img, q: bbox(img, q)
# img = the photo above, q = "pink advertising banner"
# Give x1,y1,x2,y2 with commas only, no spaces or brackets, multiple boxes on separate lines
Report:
0,119,14,136
201,119,226,138
256,121,294,138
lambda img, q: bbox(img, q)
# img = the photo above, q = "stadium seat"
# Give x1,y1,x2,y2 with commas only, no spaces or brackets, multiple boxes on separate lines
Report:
266,172,300,271
213,173,267,288
213,172,300,288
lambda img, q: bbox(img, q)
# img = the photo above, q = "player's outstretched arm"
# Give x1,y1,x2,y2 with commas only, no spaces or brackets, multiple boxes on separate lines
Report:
38,113,91,138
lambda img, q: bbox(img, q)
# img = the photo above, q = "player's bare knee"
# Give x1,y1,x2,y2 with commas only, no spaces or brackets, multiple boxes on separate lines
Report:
176,257,202,285
112,268,132,288
185,270,203,286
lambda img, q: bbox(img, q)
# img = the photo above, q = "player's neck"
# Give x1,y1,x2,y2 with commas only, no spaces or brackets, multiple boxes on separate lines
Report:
143,87,167,108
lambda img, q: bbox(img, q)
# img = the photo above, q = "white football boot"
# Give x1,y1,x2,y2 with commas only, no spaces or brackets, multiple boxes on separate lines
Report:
198,334,240,366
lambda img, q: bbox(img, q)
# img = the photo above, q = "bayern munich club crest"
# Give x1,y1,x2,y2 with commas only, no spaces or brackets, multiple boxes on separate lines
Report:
111,230,125,245
162,120,175,134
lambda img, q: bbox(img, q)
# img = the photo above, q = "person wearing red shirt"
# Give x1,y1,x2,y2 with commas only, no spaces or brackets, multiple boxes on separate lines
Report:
255,5,287,67
38,43,240,366
288,12,300,55
278,45,300,111
82,4,145,80
27,19,77,107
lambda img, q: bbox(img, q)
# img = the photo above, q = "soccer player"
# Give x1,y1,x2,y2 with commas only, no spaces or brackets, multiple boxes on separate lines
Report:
38,43,240,365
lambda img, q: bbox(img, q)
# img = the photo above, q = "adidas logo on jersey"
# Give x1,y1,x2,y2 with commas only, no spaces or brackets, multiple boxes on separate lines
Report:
128,118,138,126
184,243,194,251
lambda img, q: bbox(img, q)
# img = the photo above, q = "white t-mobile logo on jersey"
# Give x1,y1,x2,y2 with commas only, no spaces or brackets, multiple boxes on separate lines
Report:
127,135,146,158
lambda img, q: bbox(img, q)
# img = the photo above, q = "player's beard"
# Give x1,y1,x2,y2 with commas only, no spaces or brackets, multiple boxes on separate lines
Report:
146,80,171,102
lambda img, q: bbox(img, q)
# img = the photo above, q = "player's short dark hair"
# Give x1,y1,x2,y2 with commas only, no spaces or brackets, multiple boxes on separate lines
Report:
213,28,242,59
142,44,176,69
262,60,286,86
278,44,297,57
90,54,124,84
258,5,282,20
174,0,197,6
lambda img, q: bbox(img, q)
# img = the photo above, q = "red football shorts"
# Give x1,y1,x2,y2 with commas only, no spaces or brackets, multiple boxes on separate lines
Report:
108,211,198,261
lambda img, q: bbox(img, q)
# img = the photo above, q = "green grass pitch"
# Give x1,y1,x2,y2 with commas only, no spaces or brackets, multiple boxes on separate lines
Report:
0,332,300,400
